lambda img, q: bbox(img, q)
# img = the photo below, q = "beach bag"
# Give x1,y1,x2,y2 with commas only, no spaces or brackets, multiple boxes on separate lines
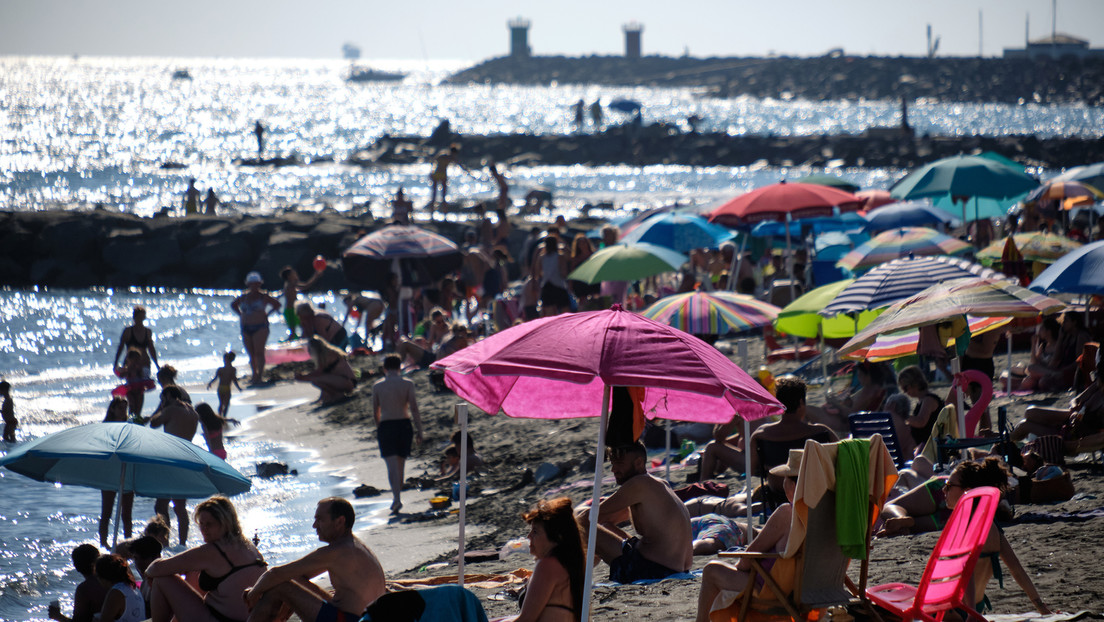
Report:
1028,467,1075,504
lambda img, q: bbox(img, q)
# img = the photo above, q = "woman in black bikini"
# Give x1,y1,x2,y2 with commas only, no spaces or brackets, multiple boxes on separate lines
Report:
514,497,584,622
294,336,356,405
231,272,280,384
897,365,944,457
112,306,160,418
145,496,266,622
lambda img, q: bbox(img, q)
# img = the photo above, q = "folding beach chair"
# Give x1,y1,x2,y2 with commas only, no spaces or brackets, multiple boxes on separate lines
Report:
866,486,1001,622
849,412,908,470
710,437,898,622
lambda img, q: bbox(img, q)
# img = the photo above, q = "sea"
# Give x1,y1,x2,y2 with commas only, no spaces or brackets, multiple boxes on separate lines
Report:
1,55,1102,620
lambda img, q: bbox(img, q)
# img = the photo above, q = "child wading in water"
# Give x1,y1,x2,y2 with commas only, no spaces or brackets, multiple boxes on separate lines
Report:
1,380,16,443
195,402,239,460
117,348,150,422
207,351,243,417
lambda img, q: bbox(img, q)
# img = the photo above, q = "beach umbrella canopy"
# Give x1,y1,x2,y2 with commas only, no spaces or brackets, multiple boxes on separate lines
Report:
976,232,1082,266
855,189,897,210
641,290,780,335
838,277,1066,359
889,155,1038,203
836,227,973,272
342,225,463,290
608,99,642,113
843,315,1013,362
774,279,881,339
864,201,959,232
707,181,864,227
821,256,1002,317
619,212,736,252
749,212,867,238
789,173,860,193
433,306,782,621
1026,180,1104,204
1029,239,1104,296
566,242,687,284
1051,162,1104,190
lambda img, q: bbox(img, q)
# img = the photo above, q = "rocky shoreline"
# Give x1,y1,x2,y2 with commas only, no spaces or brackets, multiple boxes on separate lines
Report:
447,54,1104,106
357,127,1104,171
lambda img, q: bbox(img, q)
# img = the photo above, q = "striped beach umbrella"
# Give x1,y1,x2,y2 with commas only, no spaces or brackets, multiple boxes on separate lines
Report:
843,315,1013,362
641,290,781,335
836,227,972,272
821,256,1001,317
1025,180,1104,204
838,276,1066,360
977,232,1082,266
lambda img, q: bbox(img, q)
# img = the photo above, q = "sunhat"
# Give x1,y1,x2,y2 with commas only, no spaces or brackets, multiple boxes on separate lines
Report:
769,449,804,478
245,271,263,284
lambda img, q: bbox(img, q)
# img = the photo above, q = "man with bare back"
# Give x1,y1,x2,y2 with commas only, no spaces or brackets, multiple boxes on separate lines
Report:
148,385,199,544
245,497,385,622
576,442,693,583
372,354,424,514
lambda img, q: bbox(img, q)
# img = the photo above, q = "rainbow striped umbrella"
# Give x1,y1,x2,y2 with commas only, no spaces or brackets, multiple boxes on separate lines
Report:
976,232,1082,266
838,276,1066,359
836,226,972,272
843,315,1013,362
641,290,781,335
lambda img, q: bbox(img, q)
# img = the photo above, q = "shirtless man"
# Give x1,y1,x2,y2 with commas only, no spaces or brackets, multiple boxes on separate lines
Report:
149,385,199,544
749,376,838,498
575,442,693,584
244,497,385,622
372,354,424,513
280,266,322,340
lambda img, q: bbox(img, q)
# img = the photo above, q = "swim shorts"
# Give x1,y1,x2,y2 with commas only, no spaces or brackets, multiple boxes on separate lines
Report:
315,601,359,622
608,536,682,584
283,306,300,329
378,419,414,459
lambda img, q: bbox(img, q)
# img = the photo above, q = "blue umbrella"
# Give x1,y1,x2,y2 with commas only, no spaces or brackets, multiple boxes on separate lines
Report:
608,99,642,113
619,212,735,252
748,212,867,238
1029,239,1104,296
864,201,959,231
0,423,251,542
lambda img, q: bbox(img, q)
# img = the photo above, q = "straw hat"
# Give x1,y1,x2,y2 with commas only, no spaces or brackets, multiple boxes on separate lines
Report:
769,449,803,478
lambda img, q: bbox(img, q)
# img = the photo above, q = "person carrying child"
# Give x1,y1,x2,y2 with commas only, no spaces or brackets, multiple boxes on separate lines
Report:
206,351,242,418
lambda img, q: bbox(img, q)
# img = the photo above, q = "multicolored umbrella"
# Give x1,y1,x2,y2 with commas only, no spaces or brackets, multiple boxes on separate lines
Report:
843,315,1013,362
838,277,1066,359
773,279,882,339
707,181,864,227
821,256,1002,317
1026,180,1104,204
619,212,736,252
1051,162,1104,193
342,224,463,290
1029,239,1104,296
641,290,780,335
566,242,687,284
835,227,973,272
976,232,1082,266
863,201,959,231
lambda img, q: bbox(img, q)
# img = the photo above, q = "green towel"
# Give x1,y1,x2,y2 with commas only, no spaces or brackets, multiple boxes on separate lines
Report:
836,438,870,559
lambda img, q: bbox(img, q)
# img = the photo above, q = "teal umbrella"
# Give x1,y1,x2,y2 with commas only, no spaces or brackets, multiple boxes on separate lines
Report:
567,242,687,284
790,173,861,194
890,155,1038,202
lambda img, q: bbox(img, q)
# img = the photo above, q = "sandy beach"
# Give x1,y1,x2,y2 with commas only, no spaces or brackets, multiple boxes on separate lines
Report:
237,339,1104,621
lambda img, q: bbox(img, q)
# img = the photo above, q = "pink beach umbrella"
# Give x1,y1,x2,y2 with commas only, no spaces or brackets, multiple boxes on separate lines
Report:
433,305,782,621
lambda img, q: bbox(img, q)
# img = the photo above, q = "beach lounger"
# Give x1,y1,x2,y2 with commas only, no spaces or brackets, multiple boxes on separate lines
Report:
866,486,1001,622
710,437,898,622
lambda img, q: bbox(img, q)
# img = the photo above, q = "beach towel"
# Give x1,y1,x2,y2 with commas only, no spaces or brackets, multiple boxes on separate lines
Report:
389,569,531,590
920,403,959,463
835,439,870,559
361,585,488,622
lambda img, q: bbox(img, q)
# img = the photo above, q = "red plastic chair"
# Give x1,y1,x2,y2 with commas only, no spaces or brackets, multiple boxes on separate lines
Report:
764,326,819,363
866,486,1001,622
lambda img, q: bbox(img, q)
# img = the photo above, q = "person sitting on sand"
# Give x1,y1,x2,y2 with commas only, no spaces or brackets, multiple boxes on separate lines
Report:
296,303,349,350
747,376,837,504
149,385,199,545
341,292,385,343
196,402,240,460
93,554,145,622
696,414,771,480
145,496,266,622
695,451,801,622
1006,317,1063,393
575,442,693,584
295,336,356,406
504,497,586,622
373,354,424,513
896,365,943,457
206,351,242,418
878,458,1051,617
116,536,162,619
437,430,484,481
394,321,471,369
806,361,890,435
244,497,385,622
1013,348,1104,455
48,544,108,622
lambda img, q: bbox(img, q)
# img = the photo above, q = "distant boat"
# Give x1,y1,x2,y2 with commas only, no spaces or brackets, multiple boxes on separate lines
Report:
346,66,405,83
171,68,192,80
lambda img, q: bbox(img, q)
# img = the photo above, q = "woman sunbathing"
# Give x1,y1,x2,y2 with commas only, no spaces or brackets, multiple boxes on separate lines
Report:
1013,348,1104,455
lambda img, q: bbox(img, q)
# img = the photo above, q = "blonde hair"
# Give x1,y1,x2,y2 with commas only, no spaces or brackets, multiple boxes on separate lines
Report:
194,496,248,544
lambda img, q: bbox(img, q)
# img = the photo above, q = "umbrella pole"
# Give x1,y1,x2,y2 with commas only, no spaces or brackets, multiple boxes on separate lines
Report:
112,464,126,549
457,404,469,588
581,385,611,622
744,418,753,541
1005,330,1013,395
953,357,967,436
727,235,747,292
664,421,671,483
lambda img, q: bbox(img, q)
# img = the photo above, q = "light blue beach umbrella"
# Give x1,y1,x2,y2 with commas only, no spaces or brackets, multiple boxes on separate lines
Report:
619,212,736,252
864,200,960,231
0,422,251,544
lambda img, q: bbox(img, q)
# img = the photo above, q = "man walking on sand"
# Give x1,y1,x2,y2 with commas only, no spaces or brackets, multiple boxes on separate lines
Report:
244,497,385,622
576,442,693,584
372,354,424,514
148,385,199,545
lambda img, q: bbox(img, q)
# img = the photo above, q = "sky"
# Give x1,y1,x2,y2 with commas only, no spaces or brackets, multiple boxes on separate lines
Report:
1,0,1102,61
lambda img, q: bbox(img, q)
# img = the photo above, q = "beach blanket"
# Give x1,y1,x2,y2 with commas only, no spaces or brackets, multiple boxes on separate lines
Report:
389,569,532,590
593,569,700,587
1014,507,1104,524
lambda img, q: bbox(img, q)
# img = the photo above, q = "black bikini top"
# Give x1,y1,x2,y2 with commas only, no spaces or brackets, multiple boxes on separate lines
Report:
198,541,266,592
